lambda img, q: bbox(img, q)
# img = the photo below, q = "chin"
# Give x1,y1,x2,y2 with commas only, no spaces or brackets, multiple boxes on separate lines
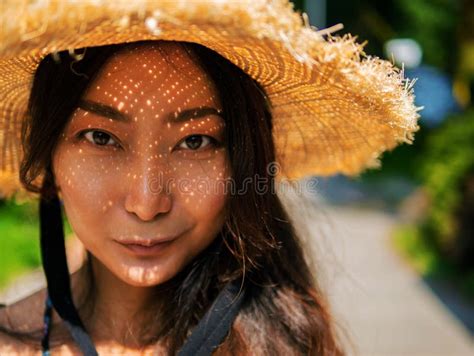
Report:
121,265,174,287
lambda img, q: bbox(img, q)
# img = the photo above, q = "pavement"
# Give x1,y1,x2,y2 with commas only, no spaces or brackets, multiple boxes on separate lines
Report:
304,204,474,356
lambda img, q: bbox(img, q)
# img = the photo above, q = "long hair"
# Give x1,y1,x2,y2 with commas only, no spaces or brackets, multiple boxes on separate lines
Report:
2,40,345,355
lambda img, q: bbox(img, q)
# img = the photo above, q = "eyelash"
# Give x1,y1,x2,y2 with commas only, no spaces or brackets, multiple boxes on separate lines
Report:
76,129,120,149
76,129,221,152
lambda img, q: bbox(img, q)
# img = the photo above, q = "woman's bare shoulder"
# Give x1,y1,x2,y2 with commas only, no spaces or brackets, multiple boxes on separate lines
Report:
0,286,47,353
0,285,47,329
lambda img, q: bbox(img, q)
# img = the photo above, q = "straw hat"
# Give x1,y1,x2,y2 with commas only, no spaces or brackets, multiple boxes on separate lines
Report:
0,0,421,200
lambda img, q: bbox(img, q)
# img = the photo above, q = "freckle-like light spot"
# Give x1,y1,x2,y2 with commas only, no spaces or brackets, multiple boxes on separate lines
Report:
146,99,151,106
118,102,124,110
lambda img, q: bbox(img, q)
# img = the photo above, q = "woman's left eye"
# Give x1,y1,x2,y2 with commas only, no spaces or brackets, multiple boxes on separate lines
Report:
178,135,218,150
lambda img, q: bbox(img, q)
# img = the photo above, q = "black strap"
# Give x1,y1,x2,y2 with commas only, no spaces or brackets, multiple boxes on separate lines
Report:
177,278,246,356
69,279,245,355
39,188,98,356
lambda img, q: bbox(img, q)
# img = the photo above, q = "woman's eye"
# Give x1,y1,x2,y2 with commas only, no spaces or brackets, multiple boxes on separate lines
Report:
79,130,120,148
178,135,218,150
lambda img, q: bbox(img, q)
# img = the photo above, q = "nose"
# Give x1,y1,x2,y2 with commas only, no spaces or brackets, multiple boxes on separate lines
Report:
124,168,172,222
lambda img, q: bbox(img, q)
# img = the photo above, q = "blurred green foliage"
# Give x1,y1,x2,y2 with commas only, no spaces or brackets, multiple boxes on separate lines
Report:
418,109,474,268
393,109,474,298
0,198,73,289
394,0,459,72
327,0,460,72
0,199,40,288
393,224,474,298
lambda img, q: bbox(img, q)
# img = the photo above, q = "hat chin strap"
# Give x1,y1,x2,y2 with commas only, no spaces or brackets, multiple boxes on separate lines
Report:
39,180,98,356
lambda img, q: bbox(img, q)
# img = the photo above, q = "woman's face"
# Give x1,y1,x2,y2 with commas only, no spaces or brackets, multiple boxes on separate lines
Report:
52,42,230,287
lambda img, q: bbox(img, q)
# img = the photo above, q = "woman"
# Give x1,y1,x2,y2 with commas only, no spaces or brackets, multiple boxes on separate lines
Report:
0,1,420,355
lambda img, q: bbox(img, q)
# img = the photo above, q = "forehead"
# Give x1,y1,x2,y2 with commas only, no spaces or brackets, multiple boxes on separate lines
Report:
83,41,220,109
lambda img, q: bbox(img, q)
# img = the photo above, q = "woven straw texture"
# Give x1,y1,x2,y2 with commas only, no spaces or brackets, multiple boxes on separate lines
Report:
0,0,421,199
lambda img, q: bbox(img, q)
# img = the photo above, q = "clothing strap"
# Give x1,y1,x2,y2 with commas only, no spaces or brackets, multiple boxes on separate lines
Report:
41,278,246,355
177,278,246,356
39,189,98,356
41,295,52,355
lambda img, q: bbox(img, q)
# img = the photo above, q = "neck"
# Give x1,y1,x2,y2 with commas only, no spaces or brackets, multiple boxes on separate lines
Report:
72,255,166,348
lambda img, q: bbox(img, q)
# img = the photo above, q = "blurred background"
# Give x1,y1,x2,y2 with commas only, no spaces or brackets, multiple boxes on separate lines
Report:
294,0,474,354
1,0,473,354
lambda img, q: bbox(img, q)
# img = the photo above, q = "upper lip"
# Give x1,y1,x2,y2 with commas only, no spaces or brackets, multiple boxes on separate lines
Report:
115,236,177,246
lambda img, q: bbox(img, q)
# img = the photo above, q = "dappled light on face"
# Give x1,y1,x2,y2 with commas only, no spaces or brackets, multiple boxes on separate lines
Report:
52,41,231,288
126,264,165,285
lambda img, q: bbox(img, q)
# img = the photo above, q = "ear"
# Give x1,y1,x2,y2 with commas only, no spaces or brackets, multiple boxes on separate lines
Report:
56,184,62,200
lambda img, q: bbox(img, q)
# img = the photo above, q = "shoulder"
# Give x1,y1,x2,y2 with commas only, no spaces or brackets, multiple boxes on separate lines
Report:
0,285,47,330
0,286,47,352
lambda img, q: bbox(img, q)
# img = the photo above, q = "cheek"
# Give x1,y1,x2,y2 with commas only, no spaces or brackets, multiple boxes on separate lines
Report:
176,182,228,268
52,145,119,234
173,154,229,212
173,156,230,245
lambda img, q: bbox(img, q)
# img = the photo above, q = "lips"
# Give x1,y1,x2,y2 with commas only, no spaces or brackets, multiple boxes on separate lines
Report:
114,236,177,256
116,236,176,247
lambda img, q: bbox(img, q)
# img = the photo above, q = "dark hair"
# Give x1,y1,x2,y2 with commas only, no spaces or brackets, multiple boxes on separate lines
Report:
2,40,346,355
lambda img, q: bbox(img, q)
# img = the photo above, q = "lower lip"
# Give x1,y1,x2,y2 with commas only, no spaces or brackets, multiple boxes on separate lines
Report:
117,240,174,256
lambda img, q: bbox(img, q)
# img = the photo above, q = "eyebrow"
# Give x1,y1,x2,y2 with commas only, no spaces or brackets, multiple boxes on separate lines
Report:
77,99,223,124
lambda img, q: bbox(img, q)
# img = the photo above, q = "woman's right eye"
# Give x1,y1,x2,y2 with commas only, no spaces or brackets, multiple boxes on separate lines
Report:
78,129,120,149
